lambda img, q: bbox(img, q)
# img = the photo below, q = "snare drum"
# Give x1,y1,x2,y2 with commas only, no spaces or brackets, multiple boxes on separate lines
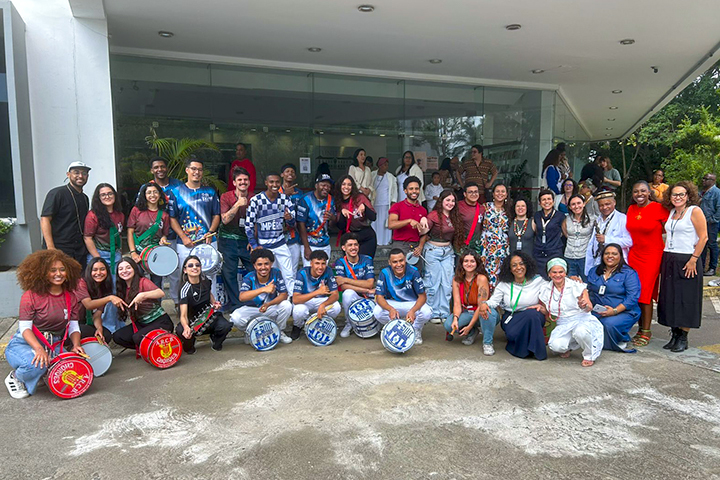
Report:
46,352,94,399
347,298,380,338
190,244,223,276
139,245,179,277
244,317,281,351
381,319,416,354
305,314,337,347
190,306,217,336
80,337,113,376
139,329,182,369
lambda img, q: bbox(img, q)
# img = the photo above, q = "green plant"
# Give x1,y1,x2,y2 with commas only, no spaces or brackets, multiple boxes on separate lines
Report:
506,159,534,203
0,218,14,247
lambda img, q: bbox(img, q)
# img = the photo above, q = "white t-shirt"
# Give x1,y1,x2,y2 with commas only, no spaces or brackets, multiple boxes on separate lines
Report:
374,174,390,206
539,277,587,319
486,275,545,312
396,172,408,202
425,183,444,211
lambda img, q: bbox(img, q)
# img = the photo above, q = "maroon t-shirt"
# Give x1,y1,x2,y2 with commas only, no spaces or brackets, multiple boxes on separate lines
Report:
127,207,170,249
124,277,165,325
84,210,125,252
388,200,427,243
426,210,455,242
458,200,486,242
19,290,80,332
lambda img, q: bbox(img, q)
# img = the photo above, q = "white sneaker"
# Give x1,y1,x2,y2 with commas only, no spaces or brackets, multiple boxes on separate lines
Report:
462,329,478,346
414,331,423,345
483,344,495,356
5,371,29,399
279,332,293,344
340,322,353,338
430,317,442,324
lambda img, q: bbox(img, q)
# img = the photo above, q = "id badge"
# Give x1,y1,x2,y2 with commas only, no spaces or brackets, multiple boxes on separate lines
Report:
504,314,513,324
516,241,523,250
598,285,606,295
541,234,546,244
667,240,673,249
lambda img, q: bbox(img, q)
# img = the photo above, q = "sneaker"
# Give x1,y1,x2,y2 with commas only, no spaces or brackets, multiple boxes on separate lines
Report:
279,332,293,344
704,269,716,276
430,317,442,324
414,331,423,345
211,342,223,352
290,326,302,340
5,371,29,399
340,322,353,338
483,344,495,356
184,346,197,355
462,329,478,346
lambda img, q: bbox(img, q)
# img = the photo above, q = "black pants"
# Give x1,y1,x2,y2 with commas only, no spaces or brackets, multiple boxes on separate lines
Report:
54,242,88,271
174,314,233,352
354,226,377,259
112,314,174,349
62,324,112,349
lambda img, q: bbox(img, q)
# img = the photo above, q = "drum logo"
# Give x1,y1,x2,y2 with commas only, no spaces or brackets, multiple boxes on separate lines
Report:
61,369,84,388
251,322,279,351
307,318,336,346
153,337,180,365
383,322,414,350
349,301,374,322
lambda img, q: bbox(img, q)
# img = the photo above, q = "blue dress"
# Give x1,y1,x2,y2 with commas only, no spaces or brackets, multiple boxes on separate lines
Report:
587,265,641,352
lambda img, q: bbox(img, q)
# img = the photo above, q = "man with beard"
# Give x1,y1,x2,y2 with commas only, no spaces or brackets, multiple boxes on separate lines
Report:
388,176,427,268
457,182,486,255
279,163,304,277
228,142,257,195
334,232,375,338
297,173,335,267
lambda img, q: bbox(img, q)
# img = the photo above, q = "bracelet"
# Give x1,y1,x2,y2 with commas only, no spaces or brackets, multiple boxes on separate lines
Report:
691,254,699,259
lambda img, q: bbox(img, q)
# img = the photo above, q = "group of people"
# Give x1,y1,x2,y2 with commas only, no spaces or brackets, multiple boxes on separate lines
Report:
3,142,712,399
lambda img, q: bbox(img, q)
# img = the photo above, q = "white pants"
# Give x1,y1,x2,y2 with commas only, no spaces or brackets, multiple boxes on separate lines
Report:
548,312,604,361
373,300,432,331
292,297,341,327
229,300,293,331
271,243,296,299
177,240,219,301
341,289,363,317
302,244,332,267
288,243,302,279
372,205,392,245
167,238,182,303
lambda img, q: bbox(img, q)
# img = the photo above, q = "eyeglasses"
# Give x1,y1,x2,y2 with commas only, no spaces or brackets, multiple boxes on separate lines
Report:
188,166,204,172
466,190,479,195
186,262,202,268
671,192,687,198
99,192,115,198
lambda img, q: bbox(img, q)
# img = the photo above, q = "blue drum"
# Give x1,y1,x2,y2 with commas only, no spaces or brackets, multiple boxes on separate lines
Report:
347,298,380,338
245,317,280,351
305,314,337,347
381,319,416,354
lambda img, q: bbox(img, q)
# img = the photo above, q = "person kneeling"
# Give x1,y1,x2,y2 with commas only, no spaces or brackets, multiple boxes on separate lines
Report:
334,232,375,338
230,248,293,344
373,248,433,345
176,255,233,353
540,258,604,367
291,250,341,340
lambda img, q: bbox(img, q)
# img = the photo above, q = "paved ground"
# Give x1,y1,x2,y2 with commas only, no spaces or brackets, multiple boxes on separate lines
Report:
1,318,719,480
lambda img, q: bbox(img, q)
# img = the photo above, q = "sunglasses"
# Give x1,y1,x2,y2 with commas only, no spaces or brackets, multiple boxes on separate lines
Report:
186,262,202,268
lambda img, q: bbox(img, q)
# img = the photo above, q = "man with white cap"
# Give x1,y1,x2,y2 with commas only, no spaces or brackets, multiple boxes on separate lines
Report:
297,173,335,267
40,162,92,269
584,190,632,275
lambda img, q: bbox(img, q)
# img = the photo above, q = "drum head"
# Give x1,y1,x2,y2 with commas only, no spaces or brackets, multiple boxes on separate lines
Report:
305,315,337,346
405,251,420,265
80,338,113,376
347,298,379,338
143,331,182,369
46,355,94,399
245,317,280,351
381,319,416,353
190,244,223,275
146,245,179,277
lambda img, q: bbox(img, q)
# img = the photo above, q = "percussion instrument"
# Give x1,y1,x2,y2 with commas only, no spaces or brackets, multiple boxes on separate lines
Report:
244,317,281,351
304,314,337,347
46,352,94,399
405,249,427,266
190,306,218,336
139,329,182,369
80,337,113,376
347,298,380,338
381,319,416,354
190,243,223,276
139,245,179,277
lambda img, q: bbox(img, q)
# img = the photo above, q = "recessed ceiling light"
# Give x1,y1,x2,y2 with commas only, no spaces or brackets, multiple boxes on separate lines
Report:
609,106,619,110
379,134,386,137
619,39,635,45
350,133,356,136
605,134,613,137
358,5,374,13
606,127,613,130
531,69,545,74
409,135,415,138
429,59,442,64
286,129,291,133
612,90,623,94
307,47,322,53
607,118,616,121
158,31,174,38
505,24,522,31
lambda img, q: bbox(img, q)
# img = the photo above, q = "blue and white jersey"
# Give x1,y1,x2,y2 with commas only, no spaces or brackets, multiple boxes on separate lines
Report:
240,268,287,308
245,192,296,249
333,255,375,281
280,188,304,246
375,266,425,302
297,192,335,247
167,184,220,242
294,266,338,296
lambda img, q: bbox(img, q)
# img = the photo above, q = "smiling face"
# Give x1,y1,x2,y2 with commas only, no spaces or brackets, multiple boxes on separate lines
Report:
340,178,353,198
548,265,566,285
183,257,202,278
310,258,327,278
405,181,420,202
569,196,585,216
90,261,108,284
603,246,621,268
670,186,689,209
117,261,135,282
462,254,477,273
514,200,527,218
389,252,406,277
265,175,281,194
539,194,554,211
441,194,455,212
597,197,616,218
47,261,67,287
145,185,161,206
357,150,366,165
150,160,168,180
493,185,507,203
316,181,332,199
186,161,203,183
67,168,89,189
233,173,250,194
281,167,296,185
509,255,526,282
563,181,575,194
632,183,650,206
99,187,116,210
464,186,479,205
253,257,272,279
342,239,360,258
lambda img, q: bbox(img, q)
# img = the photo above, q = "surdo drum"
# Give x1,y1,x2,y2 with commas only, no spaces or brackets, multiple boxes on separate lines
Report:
139,329,182,369
347,298,380,338
80,337,113,376
244,317,281,351
380,319,416,354
45,352,94,399
304,314,337,346
139,245,179,277
190,244,223,276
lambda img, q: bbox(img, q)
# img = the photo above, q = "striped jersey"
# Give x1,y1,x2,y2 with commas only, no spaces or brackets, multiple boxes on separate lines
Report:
245,192,296,249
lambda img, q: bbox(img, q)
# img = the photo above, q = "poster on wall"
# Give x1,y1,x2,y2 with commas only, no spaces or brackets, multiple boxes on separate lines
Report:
299,157,311,174
414,151,427,171
426,156,439,170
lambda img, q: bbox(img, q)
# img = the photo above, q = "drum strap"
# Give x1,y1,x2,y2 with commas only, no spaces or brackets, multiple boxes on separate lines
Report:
335,199,353,247
109,225,119,273
129,313,141,359
308,195,332,237
465,203,481,246
134,209,164,251
31,291,72,356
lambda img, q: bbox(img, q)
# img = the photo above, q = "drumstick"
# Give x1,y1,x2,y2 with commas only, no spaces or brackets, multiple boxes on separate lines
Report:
190,232,217,245
76,352,90,359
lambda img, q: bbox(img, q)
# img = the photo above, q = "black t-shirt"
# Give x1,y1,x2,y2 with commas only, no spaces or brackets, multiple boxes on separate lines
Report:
41,185,89,247
179,278,212,320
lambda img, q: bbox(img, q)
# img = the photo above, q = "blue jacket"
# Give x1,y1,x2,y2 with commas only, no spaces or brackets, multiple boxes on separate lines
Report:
701,185,720,224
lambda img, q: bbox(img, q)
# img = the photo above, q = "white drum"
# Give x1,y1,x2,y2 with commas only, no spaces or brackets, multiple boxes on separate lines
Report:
347,298,380,338
80,337,113,376
190,243,223,276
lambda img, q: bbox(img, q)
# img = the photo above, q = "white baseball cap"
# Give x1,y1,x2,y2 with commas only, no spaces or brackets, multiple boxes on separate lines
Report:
67,161,92,172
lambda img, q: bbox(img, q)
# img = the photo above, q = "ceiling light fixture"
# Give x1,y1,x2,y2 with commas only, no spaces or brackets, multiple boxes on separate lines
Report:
607,118,616,121
605,134,613,137
606,127,613,130
568,136,575,139
286,129,291,133
409,135,415,138
158,31,174,38
319,131,324,135
429,59,442,64
505,24,522,31
250,128,257,132
612,90,623,94
609,106,619,110
358,5,375,13
379,134,386,137
531,69,545,74
350,133,356,136
307,47,322,53
619,39,635,45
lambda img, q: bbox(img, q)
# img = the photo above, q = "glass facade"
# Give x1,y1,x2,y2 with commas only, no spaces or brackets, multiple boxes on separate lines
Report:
0,20,15,217
110,55,558,199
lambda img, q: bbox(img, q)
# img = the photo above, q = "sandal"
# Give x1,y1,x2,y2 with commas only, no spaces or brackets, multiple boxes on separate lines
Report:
632,329,652,347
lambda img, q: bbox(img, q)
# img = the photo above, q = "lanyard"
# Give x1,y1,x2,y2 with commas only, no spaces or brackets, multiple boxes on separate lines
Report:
668,207,688,245
540,210,556,235
549,282,565,319
134,209,164,250
31,291,72,355
308,195,332,237
508,279,526,315
343,256,358,280
465,203,481,245
513,219,528,238
593,211,615,257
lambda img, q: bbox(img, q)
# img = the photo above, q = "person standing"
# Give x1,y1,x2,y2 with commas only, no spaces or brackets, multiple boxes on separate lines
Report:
462,145,497,204
388,176,427,264
579,155,606,194
562,194,595,281
228,142,257,195
371,157,397,246
334,175,377,258
584,191,632,276
279,163,304,277
218,167,252,312
348,148,374,200
541,149,563,195
40,162,92,269
297,173,335,267
457,182,486,255
658,181,708,352
650,169,669,201
625,181,669,347
395,151,425,203
168,157,221,303
480,184,511,288
601,157,622,192
533,190,565,278
556,143,572,182
84,184,124,278
127,182,171,288
424,172,444,211
508,198,534,257
700,173,720,276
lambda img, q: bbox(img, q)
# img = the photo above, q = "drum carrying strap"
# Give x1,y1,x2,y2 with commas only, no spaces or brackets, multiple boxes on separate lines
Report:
133,209,164,251
465,203,481,246
31,291,72,356
129,312,141,359
308,195,332,237
109,224,120,273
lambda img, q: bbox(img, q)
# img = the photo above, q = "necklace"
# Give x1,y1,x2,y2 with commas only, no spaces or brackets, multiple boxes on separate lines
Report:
66,184,87,236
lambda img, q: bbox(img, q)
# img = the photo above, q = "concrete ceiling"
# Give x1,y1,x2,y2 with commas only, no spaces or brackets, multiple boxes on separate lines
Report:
102,0,720,141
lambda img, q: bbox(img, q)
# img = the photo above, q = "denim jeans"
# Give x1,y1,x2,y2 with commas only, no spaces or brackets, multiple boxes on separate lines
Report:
444,309,499,344
5,332,61,395
88,250,122,284
218,235,252,311
423,243,454,319
566,258,587,282
87,250,124,333
701,221,719,271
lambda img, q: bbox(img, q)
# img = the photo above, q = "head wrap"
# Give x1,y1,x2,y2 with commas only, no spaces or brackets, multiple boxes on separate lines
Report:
377,157,389,167
594,190,616,201
546,257,568,272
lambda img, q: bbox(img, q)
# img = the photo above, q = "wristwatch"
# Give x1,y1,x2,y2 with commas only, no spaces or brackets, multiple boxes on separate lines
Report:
613,307,618,315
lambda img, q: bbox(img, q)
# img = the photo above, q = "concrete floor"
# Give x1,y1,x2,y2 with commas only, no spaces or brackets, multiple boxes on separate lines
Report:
1,321,720,480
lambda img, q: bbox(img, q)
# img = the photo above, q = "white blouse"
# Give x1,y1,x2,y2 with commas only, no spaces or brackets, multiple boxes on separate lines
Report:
539,278,587,319
349,165,374,197
664,206,700,254
486,275,545,312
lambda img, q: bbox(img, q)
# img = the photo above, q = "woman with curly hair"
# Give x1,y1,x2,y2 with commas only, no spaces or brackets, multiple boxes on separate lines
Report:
481,183,511,288
127,181,171,287
657,181,708,352
111,257,173,350
334,175,377,258
4,250,86,398
84,183,125,278
419,189,467,323
445,250,493,353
